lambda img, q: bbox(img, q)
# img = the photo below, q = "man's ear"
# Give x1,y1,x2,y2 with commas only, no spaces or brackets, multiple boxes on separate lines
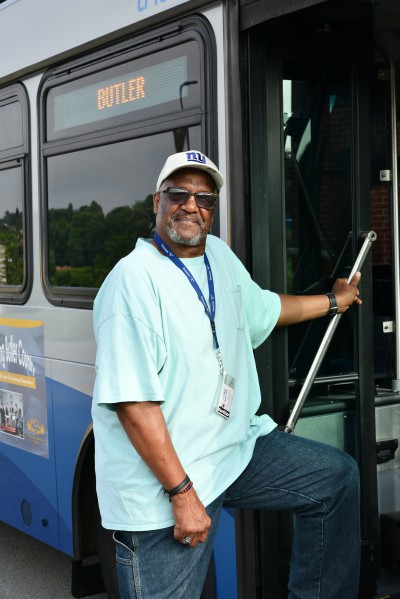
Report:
153,192,160,215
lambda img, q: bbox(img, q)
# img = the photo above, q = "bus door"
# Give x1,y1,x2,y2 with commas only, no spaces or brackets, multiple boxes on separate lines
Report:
370,4,400,592
236,1,378,597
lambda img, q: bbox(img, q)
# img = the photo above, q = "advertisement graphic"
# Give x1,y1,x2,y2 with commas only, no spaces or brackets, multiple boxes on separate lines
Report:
0,318,48,457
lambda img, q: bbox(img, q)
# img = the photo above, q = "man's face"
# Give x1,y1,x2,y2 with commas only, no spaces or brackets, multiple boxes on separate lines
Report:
153,168,216,252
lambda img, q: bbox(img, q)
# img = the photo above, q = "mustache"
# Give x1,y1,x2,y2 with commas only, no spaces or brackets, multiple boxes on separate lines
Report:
170,212,204,226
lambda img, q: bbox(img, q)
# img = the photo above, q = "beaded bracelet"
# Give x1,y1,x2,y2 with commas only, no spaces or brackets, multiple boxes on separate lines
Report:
163,475,193,501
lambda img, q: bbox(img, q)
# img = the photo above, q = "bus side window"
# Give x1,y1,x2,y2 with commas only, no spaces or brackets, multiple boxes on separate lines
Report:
0,86,30,301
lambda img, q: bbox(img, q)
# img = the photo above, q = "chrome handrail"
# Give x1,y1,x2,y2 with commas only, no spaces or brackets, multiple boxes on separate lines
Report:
285,231,377,433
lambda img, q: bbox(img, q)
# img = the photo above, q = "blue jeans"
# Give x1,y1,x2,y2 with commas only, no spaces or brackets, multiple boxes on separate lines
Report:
113,428,360,599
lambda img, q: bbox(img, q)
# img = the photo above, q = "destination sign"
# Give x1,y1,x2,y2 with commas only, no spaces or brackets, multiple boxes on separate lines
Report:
52,55,188,133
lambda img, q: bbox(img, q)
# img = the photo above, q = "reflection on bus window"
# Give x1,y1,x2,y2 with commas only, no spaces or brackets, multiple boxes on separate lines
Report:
0,167,23,286
0,90,27,295
46,127,201,288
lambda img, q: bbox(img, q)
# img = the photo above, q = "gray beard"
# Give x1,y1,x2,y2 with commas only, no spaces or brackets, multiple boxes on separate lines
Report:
165,222,207,247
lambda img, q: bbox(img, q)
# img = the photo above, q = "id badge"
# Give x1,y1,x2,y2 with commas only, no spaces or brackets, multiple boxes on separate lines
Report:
216,372,236,419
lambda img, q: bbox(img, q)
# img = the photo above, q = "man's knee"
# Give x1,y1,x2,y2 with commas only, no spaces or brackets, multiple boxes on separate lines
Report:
326,447,360,501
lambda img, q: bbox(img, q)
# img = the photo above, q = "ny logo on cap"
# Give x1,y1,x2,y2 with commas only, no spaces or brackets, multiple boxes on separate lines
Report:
186,151,206,165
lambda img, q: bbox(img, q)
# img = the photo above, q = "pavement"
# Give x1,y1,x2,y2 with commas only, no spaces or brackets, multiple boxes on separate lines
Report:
3,517,400,599
0,520,107,599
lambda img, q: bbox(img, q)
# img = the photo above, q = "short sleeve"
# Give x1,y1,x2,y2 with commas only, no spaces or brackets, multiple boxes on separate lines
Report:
244,282,281,348
93,313,167,409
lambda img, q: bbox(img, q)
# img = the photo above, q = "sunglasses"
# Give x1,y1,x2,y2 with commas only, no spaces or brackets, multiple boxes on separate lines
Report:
159,187,218,210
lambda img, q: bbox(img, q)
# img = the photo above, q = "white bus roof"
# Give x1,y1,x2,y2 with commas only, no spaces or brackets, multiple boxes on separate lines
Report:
0,0,211,82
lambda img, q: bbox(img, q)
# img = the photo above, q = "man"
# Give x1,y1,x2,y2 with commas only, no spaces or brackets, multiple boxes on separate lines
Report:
92,150,361,599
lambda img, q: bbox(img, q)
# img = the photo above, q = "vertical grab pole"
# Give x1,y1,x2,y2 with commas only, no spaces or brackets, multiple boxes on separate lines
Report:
285,231,377,434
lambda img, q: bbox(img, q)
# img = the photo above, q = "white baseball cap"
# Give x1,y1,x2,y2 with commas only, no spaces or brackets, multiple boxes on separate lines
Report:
156,150,224,191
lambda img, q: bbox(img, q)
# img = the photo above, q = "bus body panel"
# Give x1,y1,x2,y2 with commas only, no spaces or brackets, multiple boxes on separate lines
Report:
0,333,94,557
0,0,213,81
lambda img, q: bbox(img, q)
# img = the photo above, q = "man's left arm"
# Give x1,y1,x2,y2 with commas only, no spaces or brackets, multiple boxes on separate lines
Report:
277,272,362,327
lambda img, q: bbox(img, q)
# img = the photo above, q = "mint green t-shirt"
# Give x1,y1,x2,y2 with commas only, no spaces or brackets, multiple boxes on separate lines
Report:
92,234,281,530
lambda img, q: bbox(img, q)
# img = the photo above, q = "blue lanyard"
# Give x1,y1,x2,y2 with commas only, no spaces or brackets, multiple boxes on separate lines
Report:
153,233,219,350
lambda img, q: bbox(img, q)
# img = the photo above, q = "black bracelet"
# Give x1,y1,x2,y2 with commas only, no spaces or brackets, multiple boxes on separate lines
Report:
163,474,191,500
326,292,338,316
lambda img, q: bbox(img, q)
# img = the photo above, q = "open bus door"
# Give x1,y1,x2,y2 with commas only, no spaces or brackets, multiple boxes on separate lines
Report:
233,1,382,597
370,4,400,595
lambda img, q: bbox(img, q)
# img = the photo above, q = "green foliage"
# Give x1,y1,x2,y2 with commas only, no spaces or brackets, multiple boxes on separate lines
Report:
0,195,155,289
47,194,154,288
0,208,24,285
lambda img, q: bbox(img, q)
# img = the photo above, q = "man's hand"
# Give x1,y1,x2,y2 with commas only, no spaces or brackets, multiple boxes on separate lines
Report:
278,271,362,326
332,271,362,313
171,487,211,548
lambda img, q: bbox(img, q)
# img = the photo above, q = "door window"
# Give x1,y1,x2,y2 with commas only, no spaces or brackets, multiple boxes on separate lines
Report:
283,67,355,382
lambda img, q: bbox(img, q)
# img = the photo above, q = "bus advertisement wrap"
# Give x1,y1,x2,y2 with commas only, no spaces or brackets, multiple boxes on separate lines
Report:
0,318,48,457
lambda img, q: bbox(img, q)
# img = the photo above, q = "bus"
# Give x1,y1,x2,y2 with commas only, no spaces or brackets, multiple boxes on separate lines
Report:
0,0,399,596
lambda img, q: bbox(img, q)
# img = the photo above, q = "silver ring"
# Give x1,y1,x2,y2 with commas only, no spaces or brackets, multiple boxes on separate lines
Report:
182,536,192,545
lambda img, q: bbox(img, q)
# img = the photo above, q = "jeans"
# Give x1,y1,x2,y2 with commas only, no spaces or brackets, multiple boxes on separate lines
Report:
113,428,360,599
